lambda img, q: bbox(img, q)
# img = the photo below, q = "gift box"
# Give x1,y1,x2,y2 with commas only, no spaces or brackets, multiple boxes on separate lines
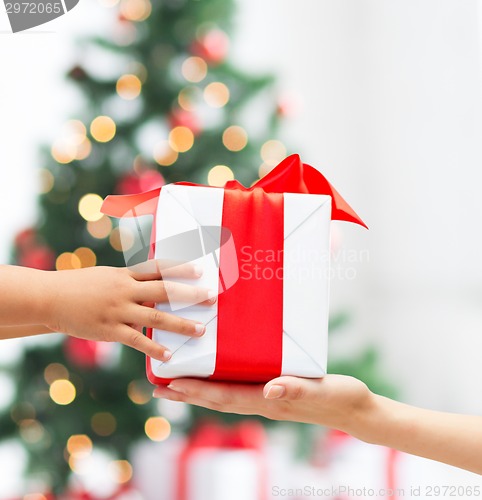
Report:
101,155,366,384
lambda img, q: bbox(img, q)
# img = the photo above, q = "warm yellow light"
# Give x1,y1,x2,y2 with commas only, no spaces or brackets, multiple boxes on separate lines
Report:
38,169,55,194
109,227,135,252
67,434,93,458
65,120,87,145
120,0,151,21
116,74,142,100
74,247,97,268
145,416,171,442
19,419,44,444
178,87,198,112
181,56,208,83
44,363,69,385
51,140,76,164
109,460,133,484
98,0,119,6
153,140,178,166
50,379,76,405
87,216,112,239
78,193,104,222
260,140,287,167
90,116,116,143
127,380,151,405
204,82,230,108
222,125,248,152
91,412,117,437
208,165,234,187
168,126,194,153
56,252,82,271
75,138,92,161
24,494,48,500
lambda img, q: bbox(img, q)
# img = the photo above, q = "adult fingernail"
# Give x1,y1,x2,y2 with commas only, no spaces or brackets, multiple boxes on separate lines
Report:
162,350,172,362
264,385,285,399
167,383,187,394
194,323,206,336
194,265,203,277
207,290,217,303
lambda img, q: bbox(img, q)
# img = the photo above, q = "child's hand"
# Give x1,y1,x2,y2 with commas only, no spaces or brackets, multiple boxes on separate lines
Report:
44,260,215,361
153,374,374,433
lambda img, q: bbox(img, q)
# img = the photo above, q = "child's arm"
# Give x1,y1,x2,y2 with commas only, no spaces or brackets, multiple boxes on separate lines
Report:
0,325,53,339
154,375,482,475
0,261,215,360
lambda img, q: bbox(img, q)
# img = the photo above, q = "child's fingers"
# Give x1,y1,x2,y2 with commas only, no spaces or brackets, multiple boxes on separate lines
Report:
133,306,207,337
117,326,173,361
128,259,202,281
136,281,217,306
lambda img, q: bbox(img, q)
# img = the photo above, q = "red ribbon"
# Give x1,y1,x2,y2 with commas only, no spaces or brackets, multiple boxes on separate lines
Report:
101,154,367,384
101,154,367,229
213,189,284,381
177,421,268,500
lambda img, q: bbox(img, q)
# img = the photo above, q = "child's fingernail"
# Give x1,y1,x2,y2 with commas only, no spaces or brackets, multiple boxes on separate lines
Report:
162,350,172,362
194,323,206,335
264,385,285,399
207,290,217,303
194,265,203,277
167,383,187,394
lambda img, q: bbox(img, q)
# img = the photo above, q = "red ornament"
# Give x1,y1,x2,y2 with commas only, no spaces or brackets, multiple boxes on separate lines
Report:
18,245,56,271
14,228,37,250
191,29,229,66
64,337,114,370
116,169,165,195
169,108,201,136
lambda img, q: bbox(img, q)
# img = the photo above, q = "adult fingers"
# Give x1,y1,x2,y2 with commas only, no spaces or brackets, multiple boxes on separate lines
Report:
263,376,320,400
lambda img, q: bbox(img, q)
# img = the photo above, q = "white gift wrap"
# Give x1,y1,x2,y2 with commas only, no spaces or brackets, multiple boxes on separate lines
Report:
150,184,331,380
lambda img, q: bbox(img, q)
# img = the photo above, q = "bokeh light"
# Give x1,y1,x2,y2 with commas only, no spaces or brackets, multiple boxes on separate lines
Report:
19,419,45,444
119,0,151,21
87,216,113,239
181,56,208,83
116,74,142,100
67,434,93,458
74,247,97,268
154,140,178,166
24,494,48,500
222,125,248,152
44,363,69,385
208,165,234,187
145,416,171,442
90,116,116,143
50,379,76,405
74,138,92,161
168,126,194,153
109,226,135,252
127,380,151,405
109,460,133,484
178,87,199,112
56,252,82,271
260,139,287,166
38,168,55,194
51,140,76,164
78,193,104,222
204,82,230,108
91,412,117,436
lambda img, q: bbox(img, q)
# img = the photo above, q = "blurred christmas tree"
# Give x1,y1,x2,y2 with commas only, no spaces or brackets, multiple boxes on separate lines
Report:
0,0,289,493
0,0,396,495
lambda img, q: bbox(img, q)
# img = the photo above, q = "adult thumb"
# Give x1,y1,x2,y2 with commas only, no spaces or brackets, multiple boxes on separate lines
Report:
263,376,315,401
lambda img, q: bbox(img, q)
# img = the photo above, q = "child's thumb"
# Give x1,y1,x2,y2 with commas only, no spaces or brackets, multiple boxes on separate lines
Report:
263,376,314,401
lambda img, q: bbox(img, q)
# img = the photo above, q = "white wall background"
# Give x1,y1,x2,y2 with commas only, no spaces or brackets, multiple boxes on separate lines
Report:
1,0,482,492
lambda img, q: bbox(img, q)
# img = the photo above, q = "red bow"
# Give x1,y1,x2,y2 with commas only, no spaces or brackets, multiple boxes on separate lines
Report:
101,154,367,229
